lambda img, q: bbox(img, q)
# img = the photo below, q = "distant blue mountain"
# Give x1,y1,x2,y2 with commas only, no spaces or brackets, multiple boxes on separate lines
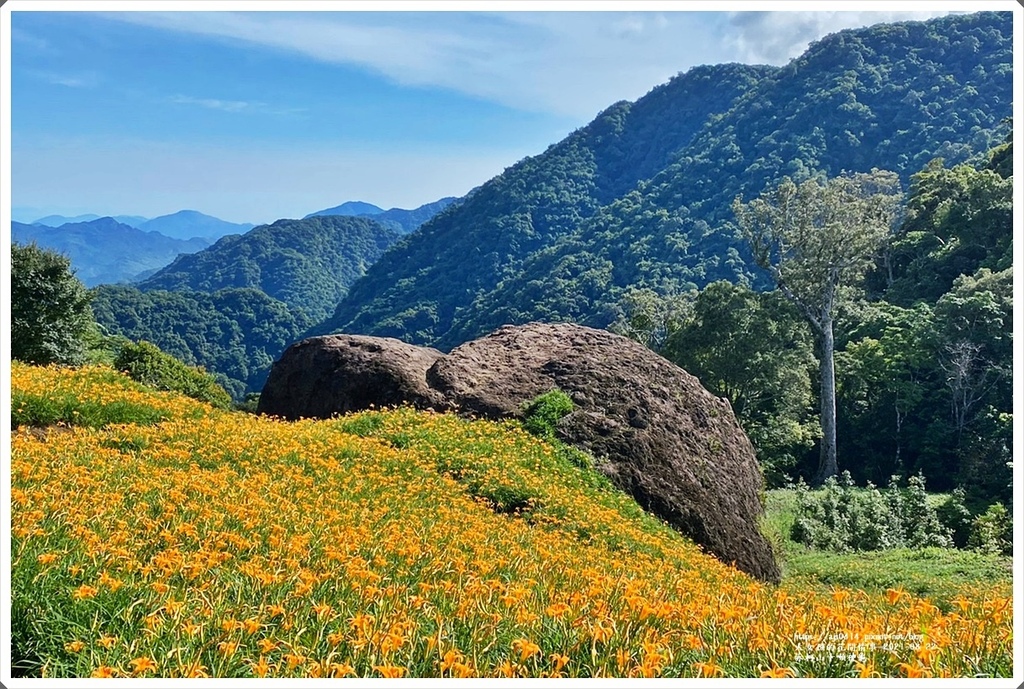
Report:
32,213,149,227
138,210,254,241
11,217,210,287
305,200,384,217
304,197,458,234
33,213,100,226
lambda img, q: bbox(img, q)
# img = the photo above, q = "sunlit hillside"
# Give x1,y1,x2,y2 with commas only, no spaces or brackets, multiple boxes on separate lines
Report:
9,363,1012,678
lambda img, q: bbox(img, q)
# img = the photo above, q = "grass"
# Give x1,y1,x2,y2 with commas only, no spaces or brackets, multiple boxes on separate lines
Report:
763,489,1012,607
8,364,1015,678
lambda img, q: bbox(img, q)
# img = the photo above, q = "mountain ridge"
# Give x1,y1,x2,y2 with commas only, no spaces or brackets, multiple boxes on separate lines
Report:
135,214,402,322
313,11,1012,349
32,213,149,228
11,217,211,287
137,210,255,241
305,196,460,234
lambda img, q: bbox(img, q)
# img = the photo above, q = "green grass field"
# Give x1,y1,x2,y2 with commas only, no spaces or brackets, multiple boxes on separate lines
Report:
763,489,1012,608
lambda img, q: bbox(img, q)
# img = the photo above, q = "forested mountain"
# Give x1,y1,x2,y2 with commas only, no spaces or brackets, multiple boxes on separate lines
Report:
314,12,1012,350
90,286,313,399
11,218,210,287
612,129,1012,504
304,196,459,234
91,215,403,396
138,210,255,240
832,135,1013,498
138,215,401,321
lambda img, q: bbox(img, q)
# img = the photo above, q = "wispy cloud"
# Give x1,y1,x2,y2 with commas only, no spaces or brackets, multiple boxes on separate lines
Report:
99,10,958,120
725,10,958,64
99,11,721,119
12,27,55,54
29,69,100,89
167,94,305,116
169,94,252,113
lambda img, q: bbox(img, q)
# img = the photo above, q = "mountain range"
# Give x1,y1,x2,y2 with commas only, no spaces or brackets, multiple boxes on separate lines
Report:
314,11,1012,349
136,215,401,321
11,218,212,287
33,213,149,228
61,12,1016,400
14,200,451,289
304,197,459,234
29,210,254,239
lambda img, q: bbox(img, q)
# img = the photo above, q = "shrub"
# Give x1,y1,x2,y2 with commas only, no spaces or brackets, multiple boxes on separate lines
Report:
521,389,575,439
114,340,232,409
970,503,1011,555
235,393,262,414
935,487,973,548
902,474,953,548
791,472,953,552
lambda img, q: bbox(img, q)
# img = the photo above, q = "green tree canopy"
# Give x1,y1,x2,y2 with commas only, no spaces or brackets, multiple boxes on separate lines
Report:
11,242,94,366
660,282,819,484
733,170,904,483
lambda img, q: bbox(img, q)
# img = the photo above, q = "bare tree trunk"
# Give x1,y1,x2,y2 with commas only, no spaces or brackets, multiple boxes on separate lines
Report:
815,319,839,484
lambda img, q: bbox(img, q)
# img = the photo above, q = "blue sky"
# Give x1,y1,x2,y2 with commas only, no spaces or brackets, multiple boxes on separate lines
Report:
8,5,958,225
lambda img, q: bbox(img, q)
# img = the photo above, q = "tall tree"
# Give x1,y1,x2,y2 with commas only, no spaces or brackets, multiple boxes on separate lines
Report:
11,242,94,366
733,171,903,482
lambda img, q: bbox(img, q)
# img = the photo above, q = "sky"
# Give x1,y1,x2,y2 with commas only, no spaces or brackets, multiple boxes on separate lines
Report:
6,3,966,225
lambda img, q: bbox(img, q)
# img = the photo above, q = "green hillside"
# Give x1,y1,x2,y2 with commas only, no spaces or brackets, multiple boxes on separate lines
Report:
139,215,400,322
312,62,774,344
91,215,401,398
314,12,1012,349
90,286,313,399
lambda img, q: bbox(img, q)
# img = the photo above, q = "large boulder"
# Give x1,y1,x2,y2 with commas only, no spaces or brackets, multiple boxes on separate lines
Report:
256,334,446,419
259,323,780,583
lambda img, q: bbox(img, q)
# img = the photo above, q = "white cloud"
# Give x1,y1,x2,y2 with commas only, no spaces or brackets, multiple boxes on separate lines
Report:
169,94,252,112
725,10,958,64
97,9,962,120
98,11,725,119
166,94,305,116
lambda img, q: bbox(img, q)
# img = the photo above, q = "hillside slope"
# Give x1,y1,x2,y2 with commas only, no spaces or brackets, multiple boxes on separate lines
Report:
10,364,1012,678
138,215,400,322
315,12,1012,349
90,286,313,398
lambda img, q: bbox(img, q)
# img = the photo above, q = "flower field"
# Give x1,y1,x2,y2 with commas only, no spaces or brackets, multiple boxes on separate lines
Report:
9,363,1014,678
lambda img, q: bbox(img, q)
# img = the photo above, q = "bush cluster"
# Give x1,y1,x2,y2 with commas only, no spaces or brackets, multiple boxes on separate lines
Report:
113,341,233,410
520,389,575,439
791,472,1010,555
